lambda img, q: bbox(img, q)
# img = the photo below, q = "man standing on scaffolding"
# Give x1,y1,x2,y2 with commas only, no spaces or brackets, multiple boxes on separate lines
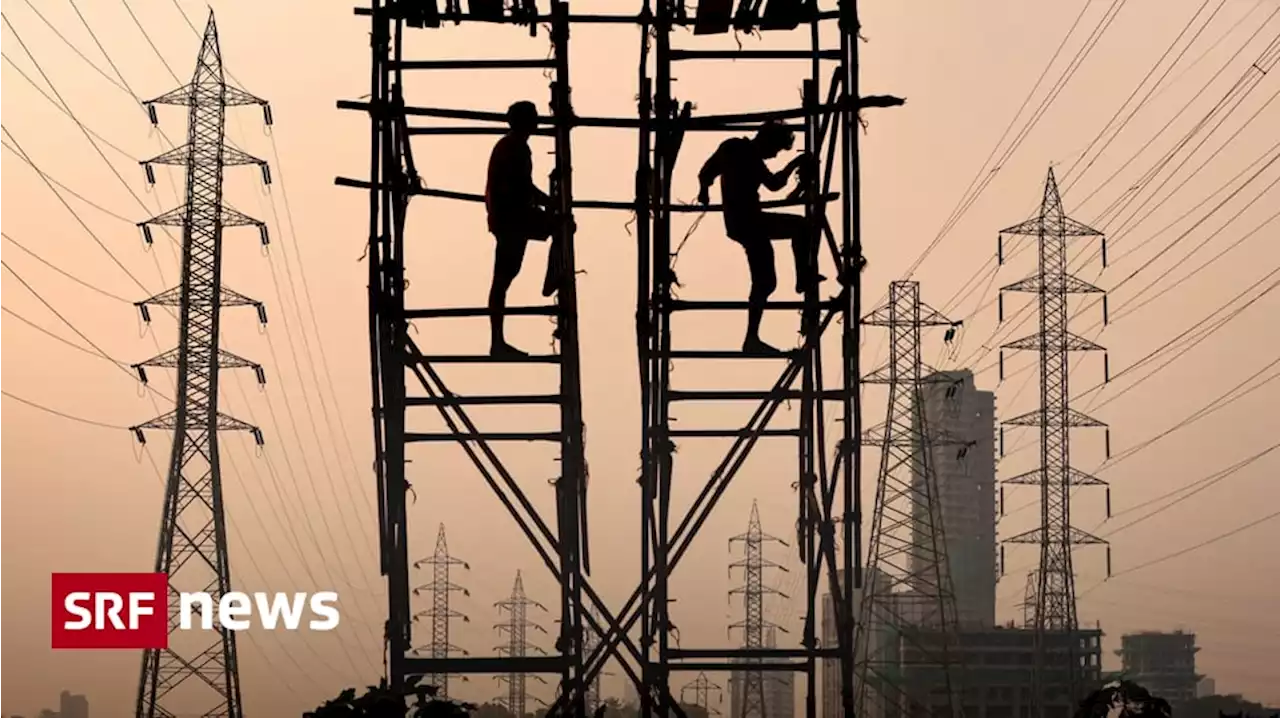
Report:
483,100,562,357
697,119,823,355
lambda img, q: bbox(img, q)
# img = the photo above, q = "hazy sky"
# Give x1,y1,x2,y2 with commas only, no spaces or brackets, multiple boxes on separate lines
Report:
3,0,1279,715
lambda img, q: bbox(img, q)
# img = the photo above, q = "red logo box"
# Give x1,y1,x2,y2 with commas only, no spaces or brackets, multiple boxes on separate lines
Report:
51,573,169,650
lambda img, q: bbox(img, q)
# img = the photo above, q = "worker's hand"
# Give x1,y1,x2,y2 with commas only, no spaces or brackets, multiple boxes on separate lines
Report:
696,187,710,206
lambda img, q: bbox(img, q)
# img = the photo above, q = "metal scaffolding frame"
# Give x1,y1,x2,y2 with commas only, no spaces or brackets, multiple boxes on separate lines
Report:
338,2,894,716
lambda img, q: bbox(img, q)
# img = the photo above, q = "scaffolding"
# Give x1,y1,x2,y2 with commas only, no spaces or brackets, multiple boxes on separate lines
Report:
338,1,894,716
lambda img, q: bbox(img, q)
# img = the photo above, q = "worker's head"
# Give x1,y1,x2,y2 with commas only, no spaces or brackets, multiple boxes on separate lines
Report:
754,120,795,158
506,100,539,136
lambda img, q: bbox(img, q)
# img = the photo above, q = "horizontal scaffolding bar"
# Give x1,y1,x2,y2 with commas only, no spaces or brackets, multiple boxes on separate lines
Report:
669,647,841,660
669,389,852,401
404,305,558,319
406,394,562,407
667,298,840,312
392,58,555,70
411,354,562,364
661,660,811,672
337,176,835,212
668,428,801,438
336,99,859,130
670,49,840,61
660,349,802,360
406,126,556,136
403,655,567,674
406,431,561,442
353,6,842,26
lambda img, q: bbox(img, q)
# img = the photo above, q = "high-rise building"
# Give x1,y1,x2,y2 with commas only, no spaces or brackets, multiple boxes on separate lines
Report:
1117,631,1202,705
1197,677,1216,698
58,692,87,718
820,569,896,718
916,369,997,630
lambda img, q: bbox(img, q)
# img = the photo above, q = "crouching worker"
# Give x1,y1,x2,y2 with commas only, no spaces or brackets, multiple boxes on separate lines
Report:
485,100,561,357
697,120,824,355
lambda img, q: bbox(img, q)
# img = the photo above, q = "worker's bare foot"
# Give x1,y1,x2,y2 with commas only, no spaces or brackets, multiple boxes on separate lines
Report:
742,338,784,356
796,273,828,294
490,341,529,358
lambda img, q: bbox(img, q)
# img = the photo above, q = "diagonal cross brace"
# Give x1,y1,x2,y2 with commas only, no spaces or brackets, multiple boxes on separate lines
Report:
402,338,648,690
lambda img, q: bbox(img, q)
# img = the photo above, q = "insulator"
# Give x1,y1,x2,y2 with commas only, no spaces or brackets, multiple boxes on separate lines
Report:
1106,546,1113,577
133,428,147,445
135,365,148,384
258,224,270,246
146,104,158,125
140,224,154,245
1000,485,1006,516
1101,236,1108,268
998,293,1004,322
251,427,265,446
997,235,1004,265
136,302,152,324
1104,352,1110,383
254,366,267,385
1103,295,1109,326
1105,487,1112,518
999,350,1005,381
261,164,272,185
144,164,156,185
999,426,1006,457
1000,545,1006,576
255,303,268,325
1105,428,1112,459
262,104,274,126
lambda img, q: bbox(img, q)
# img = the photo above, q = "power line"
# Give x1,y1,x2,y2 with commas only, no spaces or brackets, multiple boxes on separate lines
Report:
1,390,128,429
1110,509,1280,577
2,232,134,302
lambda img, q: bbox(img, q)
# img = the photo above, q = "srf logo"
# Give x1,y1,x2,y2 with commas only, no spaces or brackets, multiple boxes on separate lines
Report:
52,572,168,650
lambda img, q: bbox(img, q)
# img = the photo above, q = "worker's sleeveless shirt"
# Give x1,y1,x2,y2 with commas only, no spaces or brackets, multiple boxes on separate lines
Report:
485,135,535,235
713,137,770,240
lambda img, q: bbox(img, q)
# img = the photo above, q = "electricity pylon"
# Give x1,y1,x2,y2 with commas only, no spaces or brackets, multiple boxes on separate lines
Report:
495,571,549,717
729,501,788,718
997,168,1111,714
412,524,471,698
857,280,962,718
682,672,724,717
130,12,271,718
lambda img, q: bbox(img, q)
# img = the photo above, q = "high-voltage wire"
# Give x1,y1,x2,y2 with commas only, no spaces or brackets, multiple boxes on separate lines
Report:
495,571,549,718
412,524,471,698
129,13,272,718
995,169,1112,717
728,501,788,718
857,280,962,718
681,672,724,717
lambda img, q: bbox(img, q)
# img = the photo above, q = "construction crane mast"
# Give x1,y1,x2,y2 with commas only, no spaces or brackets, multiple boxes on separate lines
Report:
131,11,272,718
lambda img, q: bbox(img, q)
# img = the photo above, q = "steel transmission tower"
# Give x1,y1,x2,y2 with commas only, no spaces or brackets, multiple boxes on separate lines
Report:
130,12,271,718
682,673,724,716
496,571,549,717
857,280,962,718
729,501,788,718
996,168,1111,713
412,524,471,698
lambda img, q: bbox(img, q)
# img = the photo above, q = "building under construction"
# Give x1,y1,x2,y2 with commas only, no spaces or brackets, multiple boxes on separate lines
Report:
1116,631,1202,706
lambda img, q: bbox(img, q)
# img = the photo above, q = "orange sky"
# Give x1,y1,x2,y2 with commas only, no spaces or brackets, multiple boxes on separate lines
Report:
3,0,1278,716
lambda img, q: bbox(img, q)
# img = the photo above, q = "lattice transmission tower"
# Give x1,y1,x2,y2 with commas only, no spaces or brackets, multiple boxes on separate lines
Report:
412,524,471,698
996,168,1111,713
130,12,272,718
856,280,962,718
681,672,724,717
729,501,788,718
496,571,550,718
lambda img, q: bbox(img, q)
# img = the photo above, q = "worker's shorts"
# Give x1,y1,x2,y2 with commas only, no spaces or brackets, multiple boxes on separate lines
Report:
489,207,555,243
726,212,810,291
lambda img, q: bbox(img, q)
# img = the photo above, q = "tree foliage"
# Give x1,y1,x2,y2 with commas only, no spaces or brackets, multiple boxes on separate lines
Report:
1076,680,1173,718
304,677,477,718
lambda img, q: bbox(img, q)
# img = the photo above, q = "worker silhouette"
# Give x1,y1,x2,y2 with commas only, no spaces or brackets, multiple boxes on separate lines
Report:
697,120,823,354
485,100,557,357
